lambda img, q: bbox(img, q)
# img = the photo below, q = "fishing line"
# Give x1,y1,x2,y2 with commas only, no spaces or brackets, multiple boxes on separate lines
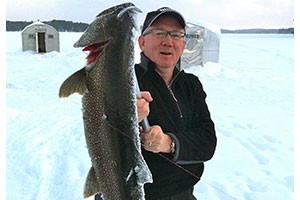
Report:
104,119,199,179
104,119,237,200
156,153,200,180
157,154,237,200
200,180,238,200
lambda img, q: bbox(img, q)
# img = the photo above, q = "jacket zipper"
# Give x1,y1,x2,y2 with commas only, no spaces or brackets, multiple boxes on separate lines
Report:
155,69,184,118
167,85,183,118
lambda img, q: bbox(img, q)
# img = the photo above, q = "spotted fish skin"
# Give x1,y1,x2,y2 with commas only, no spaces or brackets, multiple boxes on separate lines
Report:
59,3,152,199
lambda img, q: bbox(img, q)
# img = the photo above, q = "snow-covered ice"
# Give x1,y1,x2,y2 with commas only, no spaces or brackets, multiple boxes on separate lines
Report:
6,32,294,200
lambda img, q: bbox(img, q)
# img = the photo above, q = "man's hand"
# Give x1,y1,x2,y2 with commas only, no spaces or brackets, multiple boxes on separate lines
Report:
137,91,152,122
141,125,173,153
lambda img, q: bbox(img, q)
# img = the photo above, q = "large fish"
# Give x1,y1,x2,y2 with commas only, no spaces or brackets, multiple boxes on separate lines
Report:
59,3,152,199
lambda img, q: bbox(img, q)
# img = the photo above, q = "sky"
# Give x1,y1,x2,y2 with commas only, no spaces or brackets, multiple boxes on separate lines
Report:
5,0,294,29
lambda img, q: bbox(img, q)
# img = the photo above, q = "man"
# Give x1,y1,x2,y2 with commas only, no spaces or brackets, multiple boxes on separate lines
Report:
136,7,217,200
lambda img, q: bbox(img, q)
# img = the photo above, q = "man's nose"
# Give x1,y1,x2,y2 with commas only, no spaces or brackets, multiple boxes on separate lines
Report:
162,34,173,46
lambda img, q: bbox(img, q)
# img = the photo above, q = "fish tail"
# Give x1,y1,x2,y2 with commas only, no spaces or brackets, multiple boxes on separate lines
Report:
83,167,101,198
135,152,153,185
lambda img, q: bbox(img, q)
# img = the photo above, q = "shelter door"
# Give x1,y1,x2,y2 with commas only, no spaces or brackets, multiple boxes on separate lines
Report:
36,32,46,53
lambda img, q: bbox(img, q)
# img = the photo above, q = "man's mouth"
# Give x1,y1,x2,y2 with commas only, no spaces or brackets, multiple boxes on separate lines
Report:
160,51,172,56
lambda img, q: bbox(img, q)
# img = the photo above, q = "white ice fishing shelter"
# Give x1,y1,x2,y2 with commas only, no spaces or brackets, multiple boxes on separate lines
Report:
181,21,220,69
21,21,60,53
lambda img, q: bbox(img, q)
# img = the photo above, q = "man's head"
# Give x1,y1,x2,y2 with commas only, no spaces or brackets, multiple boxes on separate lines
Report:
139,7,186,73
141,7,186,34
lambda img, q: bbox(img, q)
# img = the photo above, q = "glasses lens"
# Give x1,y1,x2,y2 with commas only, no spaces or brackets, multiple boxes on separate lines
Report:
143,29,185,40
152,30,167,38
170,32,185,39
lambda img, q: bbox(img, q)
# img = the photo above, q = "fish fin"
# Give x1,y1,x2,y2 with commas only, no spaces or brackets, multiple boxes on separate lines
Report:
134,151,153,185
83,167,101,198
59,68,87,97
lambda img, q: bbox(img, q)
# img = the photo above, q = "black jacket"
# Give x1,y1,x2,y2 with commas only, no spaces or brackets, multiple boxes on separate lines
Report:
135,53,217,199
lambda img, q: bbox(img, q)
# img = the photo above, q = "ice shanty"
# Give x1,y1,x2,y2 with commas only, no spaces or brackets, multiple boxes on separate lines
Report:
181,21,220,69
21,21,60,53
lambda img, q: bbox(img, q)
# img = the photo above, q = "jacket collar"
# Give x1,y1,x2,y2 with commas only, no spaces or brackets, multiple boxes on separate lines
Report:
139,52,156,72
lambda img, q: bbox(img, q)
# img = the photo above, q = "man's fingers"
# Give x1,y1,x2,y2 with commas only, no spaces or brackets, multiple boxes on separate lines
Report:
139,91,153,102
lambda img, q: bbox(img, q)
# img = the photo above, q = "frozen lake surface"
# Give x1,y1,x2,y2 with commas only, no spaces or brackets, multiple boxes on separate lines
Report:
6,32,294,200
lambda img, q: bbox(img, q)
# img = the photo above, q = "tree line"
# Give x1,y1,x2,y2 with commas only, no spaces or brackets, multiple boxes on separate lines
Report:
7,20,294,34
6,20,89,32
221,28,294,34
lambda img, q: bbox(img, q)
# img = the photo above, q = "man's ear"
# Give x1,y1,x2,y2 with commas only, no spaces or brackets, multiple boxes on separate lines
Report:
138,35,145,51
179,40,186,55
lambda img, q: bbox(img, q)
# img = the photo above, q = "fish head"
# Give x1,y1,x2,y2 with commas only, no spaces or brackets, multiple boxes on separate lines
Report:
73,3,142,65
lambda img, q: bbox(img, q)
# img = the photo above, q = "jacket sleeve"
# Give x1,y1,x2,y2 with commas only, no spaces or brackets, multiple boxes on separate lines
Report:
171,77,217,164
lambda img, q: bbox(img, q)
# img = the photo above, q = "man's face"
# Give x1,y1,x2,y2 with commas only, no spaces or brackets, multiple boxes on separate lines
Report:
138,16,186,71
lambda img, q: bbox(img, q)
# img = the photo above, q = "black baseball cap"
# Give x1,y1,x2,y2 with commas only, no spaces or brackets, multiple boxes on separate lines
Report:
141,7,186,34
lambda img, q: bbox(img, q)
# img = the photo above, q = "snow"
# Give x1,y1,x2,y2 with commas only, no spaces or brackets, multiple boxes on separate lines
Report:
6,31,294,200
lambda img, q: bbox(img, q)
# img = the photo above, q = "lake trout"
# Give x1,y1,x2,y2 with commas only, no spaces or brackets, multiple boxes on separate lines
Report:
59,3,152,199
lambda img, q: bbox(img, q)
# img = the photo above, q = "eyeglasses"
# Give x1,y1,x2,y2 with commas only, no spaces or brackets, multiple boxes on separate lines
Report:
142,29,185,40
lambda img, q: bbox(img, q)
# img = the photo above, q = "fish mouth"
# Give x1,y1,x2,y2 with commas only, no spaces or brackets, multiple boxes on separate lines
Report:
83,39,111,65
